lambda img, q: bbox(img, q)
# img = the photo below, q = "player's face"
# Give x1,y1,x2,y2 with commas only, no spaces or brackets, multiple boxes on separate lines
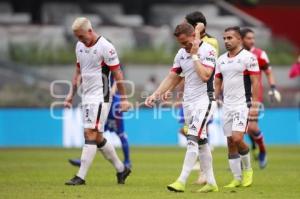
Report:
242,32,255,50
223,31,241,51
176,33,194,53
73,28,94,47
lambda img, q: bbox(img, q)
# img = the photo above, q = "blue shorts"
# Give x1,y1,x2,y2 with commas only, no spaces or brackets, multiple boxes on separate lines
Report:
104,94,124,134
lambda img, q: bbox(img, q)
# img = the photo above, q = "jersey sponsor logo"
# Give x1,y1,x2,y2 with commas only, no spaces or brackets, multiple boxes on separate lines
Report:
205,57,215,63
93,50,97,54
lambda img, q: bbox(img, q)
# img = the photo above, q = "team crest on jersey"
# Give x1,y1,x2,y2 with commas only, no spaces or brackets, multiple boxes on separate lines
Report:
79,49,83,53
109,49,116,56
208,50,215,56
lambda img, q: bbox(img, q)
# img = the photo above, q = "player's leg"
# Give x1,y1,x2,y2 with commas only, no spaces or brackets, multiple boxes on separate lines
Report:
114,104,131,168
65,103,103,185
167,105,198,192
247,119,267,168
231,107,253,187
167,135,199,192
224,134,242,188
96,102,131,184
196,101,218,193
248,133,258,159
65,128,98,185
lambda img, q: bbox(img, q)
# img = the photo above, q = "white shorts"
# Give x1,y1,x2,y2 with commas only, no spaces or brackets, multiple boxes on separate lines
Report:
183,100,217,139
82,102,111,132
223,105,249,137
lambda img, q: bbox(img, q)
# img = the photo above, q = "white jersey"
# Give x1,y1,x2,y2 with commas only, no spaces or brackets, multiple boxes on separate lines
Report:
215,48,260,107
76,36,120,104
171,42,217,104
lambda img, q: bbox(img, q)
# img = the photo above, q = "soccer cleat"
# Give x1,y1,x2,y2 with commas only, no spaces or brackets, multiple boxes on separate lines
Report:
116,167,131,184
68,159,81,167
258,152,267,169
242,169,253,187
224,179,242,188
196,184,219,193
167,181,185,192
65,176,85,186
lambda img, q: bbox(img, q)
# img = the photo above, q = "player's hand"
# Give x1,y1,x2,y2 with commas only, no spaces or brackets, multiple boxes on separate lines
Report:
64,95,73,108
190,39,201,55
120,99,132,112
268,86,281,103
195,23,205,39
145,94,158,107
162,90,172,102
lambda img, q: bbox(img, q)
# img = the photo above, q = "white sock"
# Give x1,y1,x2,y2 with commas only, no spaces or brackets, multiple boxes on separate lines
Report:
228,155,242,181
178,140,199,184
199,143,217,185
99,139,124,173
77,143,97,179
240,150,252,171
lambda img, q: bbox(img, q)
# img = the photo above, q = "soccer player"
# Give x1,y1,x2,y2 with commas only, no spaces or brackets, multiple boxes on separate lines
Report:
64,17,131,185
145,23,218,193
185,11,220,185
241,28,281,168
215,26,259,188
69,79,132,168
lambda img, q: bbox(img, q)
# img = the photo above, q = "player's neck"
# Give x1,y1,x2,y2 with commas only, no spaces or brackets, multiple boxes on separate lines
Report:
87,33,100,47
228,46,243,58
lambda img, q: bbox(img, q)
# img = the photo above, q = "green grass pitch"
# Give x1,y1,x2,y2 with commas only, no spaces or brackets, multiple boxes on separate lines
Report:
0,146,299,199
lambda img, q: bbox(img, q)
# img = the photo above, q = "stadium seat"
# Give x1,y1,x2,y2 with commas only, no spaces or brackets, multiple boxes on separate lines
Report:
41,2,82,25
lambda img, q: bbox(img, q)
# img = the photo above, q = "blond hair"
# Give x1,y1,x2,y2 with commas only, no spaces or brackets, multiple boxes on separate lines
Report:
72,17,92,32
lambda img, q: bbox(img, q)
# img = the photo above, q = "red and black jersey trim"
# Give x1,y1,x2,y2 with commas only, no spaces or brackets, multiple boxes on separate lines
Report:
95,103,102,130
198,100,213,138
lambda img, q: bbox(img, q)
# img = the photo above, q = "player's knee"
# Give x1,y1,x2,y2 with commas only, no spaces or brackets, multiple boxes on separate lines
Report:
84,129,98,140
231,136,243,145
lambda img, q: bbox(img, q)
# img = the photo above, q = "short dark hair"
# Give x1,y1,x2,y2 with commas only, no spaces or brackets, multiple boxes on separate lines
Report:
185,11,207,27
174,23,194,37
224,26,241,36
241,28,254,38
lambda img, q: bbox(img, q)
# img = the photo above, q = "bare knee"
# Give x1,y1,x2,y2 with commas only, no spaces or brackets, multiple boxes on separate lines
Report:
84,129,98,141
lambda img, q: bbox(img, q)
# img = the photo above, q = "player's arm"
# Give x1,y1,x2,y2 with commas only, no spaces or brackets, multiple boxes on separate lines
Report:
104,44,131,111
111,68,131,112
192,24,214,82
263,67,281,103
214,76,223,101
250,74,260,117
145,71,181,107
260,51,281,102
64,63,81,108
247,56,260,116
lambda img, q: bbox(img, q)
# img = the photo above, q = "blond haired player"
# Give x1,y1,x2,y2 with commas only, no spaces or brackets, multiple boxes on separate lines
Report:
64,17,131,185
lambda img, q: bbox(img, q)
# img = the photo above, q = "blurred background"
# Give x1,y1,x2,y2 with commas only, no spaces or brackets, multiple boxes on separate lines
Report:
0,0,299,147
